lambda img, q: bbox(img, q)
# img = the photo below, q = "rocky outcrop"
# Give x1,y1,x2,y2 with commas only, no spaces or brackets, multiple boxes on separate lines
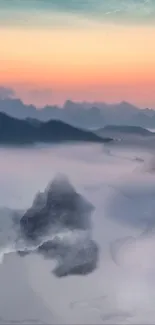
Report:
20,174,94,240
19,174,99,277
38,231,99,277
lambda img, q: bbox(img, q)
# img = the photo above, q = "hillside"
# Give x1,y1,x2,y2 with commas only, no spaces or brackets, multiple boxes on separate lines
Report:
0,112,112,145
101,125,153,136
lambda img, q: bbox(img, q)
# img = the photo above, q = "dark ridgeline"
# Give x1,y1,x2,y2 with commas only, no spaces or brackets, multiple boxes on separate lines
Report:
0,112,112,144
101,125,154,136
19,174,99,277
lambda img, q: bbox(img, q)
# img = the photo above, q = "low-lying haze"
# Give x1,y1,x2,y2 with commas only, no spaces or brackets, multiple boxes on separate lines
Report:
0,141,155,324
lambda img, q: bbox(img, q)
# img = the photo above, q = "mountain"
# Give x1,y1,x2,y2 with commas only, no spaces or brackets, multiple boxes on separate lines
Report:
19,174,99,277
102,125,153,136
96,125,154,141
0,98,106,127
0,112,111,145
0,97,155,128
20,174,94,239
62,101,155,128
63,101,105,128
129,111,155,128
0,98,37,119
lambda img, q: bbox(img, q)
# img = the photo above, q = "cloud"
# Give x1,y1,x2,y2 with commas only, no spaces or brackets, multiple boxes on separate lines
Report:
0,0,155,26
0,86,15,100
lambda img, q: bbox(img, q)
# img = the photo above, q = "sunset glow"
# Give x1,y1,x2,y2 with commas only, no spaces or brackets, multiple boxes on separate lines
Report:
0,0,155,107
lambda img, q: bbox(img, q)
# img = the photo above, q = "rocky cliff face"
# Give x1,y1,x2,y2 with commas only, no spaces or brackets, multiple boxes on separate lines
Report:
19,174,99,277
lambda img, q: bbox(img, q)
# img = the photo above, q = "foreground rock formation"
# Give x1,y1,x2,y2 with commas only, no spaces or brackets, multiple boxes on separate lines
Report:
19,174,99,277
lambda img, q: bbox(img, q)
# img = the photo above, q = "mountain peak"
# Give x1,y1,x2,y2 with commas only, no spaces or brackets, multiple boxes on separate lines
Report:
119,101,138,109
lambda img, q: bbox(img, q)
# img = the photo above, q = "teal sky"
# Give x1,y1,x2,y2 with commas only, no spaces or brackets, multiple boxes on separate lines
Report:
0,0,155,27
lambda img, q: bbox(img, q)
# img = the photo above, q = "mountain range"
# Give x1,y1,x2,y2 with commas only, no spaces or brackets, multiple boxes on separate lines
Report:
0,97,155,129
0,112,111,145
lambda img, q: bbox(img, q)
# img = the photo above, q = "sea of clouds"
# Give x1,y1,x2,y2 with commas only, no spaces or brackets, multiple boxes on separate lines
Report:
0,141,155,324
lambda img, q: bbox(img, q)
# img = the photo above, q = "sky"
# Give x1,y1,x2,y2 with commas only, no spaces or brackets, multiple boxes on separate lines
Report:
0,0,155,107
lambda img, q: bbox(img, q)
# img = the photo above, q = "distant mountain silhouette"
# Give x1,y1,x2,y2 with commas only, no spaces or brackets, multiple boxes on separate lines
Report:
129,111,155,128
0,112,111,145
62,101,155,128
102,125,153,136
0,98,37,119
95,125,155,146
0,97,155,128
96,125,154,141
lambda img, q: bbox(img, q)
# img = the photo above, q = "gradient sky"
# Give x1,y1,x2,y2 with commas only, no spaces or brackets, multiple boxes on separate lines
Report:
0,0,155,107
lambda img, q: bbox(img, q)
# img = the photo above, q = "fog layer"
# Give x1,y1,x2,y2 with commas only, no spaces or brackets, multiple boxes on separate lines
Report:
0,142,155,324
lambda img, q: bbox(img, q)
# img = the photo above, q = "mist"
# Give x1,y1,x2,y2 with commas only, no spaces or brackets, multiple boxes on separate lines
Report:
0,142,155,324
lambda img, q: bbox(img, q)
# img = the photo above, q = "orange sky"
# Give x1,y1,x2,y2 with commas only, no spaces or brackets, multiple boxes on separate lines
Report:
0,22,155,107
